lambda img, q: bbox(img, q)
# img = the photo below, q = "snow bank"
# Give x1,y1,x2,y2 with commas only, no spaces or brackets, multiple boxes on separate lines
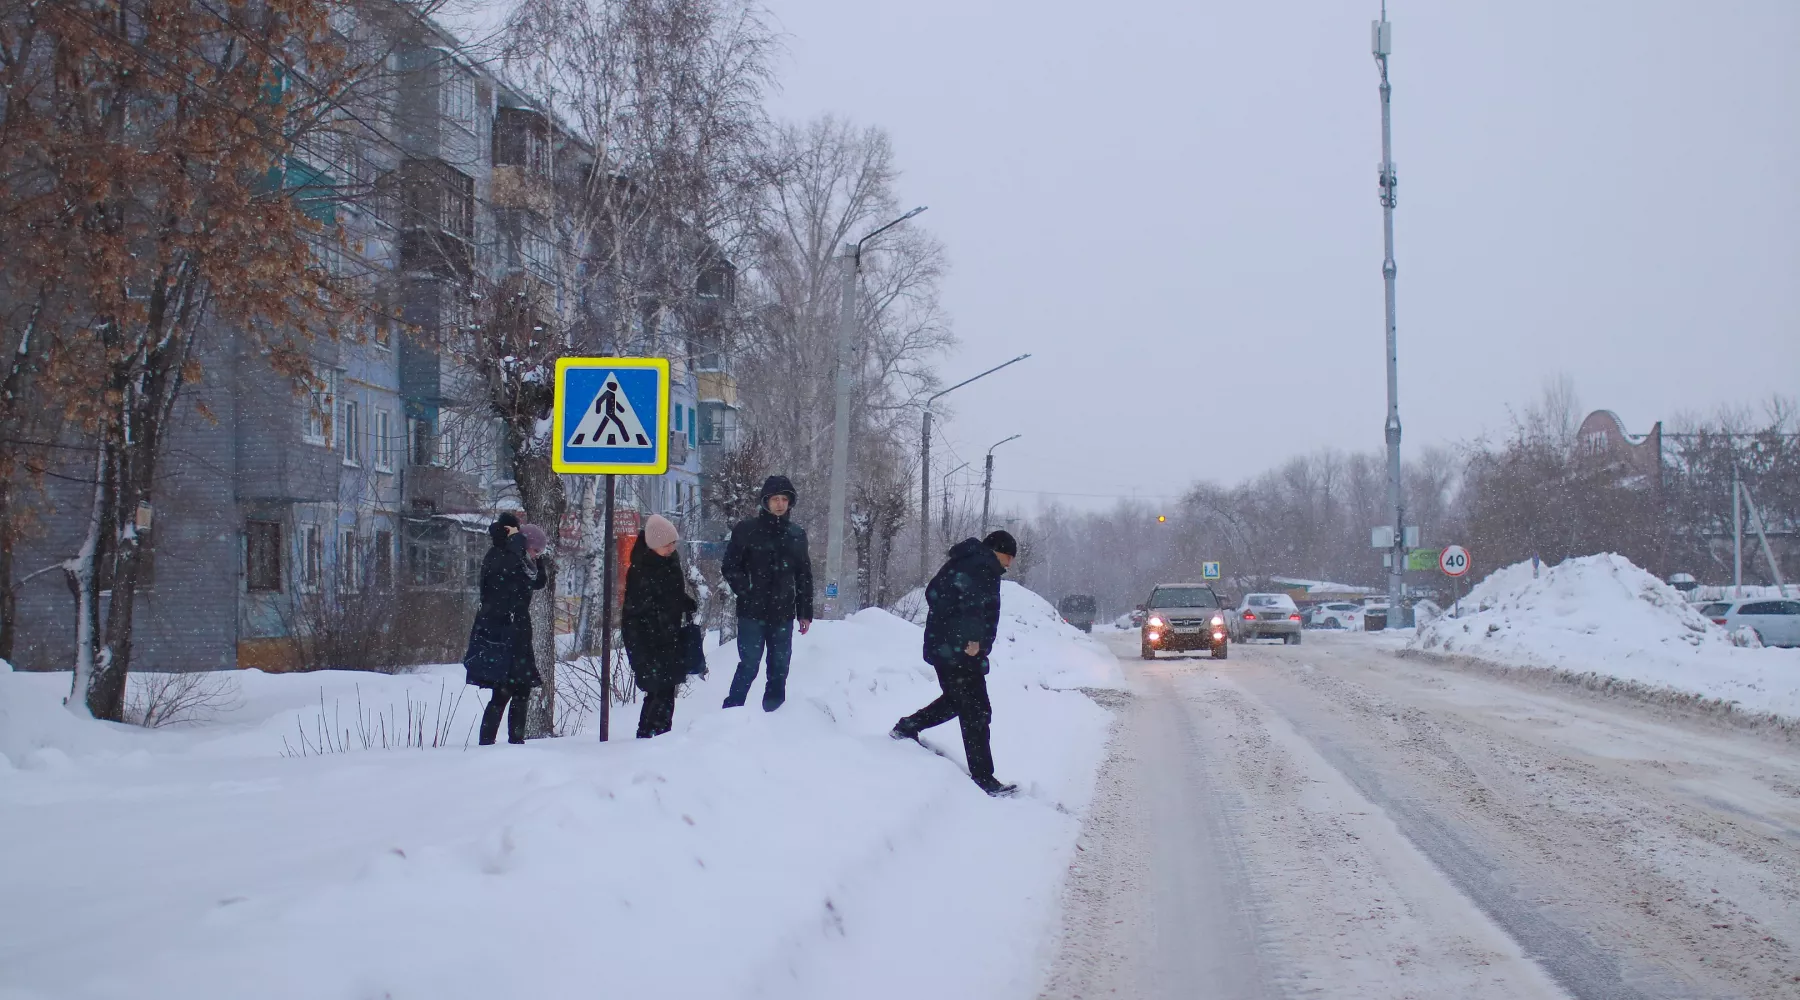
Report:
1410,553,1800,721
0,589,1117,1000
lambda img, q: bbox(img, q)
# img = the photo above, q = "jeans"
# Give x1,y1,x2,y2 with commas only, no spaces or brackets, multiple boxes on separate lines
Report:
722,617,793,711
895,665,994,781
479,681,533,745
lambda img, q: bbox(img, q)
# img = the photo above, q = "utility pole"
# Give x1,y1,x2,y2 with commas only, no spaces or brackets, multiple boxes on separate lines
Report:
1733,464,1743,598
1373,5,1407,622
918,354,1031,590
982,434,1021,533
824,207,927,618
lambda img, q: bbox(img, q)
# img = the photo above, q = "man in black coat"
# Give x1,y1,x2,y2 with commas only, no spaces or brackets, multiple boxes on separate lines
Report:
720,475,813,711
463,512,549,745
891,530,1018,796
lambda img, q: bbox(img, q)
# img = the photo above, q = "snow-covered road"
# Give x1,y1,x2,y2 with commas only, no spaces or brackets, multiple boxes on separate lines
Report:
1043,630,1800,1000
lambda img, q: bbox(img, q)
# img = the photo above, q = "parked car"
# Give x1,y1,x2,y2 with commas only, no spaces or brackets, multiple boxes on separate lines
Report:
1233,593,1303,644
1057,594,1098,633
1139,584,1228,660
1697,599,1800,647
1129,607,1147,628
1304,602,1365,630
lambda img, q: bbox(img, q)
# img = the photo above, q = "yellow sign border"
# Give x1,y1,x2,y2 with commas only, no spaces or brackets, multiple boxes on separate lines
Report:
551,356,672,475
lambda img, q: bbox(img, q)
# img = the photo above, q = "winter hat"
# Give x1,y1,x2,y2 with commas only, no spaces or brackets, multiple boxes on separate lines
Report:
489,511,522,546
520,522,549,556
760,475,797,506
982,530,1018,557
644,514,679,550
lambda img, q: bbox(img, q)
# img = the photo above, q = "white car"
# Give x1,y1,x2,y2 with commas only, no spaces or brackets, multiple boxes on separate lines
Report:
1232,593,1303,644
1304,602,1365,630
1697,599,1800,648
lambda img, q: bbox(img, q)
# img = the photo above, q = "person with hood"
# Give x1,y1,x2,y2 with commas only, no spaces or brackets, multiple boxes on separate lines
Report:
891,530,1019,797
720,475,813,711
621,514,698,738
463,512,550,745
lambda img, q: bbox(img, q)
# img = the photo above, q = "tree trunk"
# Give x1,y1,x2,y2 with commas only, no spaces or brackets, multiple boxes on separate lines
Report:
65,442,108,718
513,440,567,739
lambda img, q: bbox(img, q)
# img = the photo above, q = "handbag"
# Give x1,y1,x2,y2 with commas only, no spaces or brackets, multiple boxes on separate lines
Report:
679,619,708,678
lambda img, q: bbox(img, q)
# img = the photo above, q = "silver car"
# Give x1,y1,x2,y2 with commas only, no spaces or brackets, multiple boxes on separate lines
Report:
1698,599,1800,648
1233,593,1303,644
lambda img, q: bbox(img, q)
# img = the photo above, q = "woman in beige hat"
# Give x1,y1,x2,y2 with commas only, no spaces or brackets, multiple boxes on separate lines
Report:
621,514,697,737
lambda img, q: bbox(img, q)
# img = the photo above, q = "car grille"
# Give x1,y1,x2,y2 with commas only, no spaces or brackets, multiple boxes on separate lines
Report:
1169,617,1210,628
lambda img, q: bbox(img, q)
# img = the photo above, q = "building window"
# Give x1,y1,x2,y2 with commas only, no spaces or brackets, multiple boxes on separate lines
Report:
303,370,335,446
341,397,362,466
298,524,324,593
374,408,395,471
373,530,393,590
688,406,696,446
340,531,362,594
409,417,438,467
674,406,682,431
246,521,282,592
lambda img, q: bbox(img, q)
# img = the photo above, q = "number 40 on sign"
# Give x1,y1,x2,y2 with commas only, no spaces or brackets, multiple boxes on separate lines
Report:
1439,544,1471,577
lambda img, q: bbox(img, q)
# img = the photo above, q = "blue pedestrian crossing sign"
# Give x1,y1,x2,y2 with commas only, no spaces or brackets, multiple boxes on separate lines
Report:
552,357,671,475
1202,561,1221,580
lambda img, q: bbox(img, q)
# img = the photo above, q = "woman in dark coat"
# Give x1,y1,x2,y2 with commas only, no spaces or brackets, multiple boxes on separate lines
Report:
621,514,697,738
463,512,549,745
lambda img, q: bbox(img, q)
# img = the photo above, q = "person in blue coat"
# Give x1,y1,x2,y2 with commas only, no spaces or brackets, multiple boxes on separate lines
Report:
891,530,1018,796
463,512,549,744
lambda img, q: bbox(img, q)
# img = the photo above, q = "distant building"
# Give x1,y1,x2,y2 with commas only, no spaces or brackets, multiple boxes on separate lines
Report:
1577,410,1663,486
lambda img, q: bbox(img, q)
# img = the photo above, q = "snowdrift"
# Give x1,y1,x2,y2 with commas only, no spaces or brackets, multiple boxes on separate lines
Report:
1410,553,1800,721
0,587,1118,1000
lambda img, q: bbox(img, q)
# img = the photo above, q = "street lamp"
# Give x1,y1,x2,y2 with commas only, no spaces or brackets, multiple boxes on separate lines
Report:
823,206,928,617
981,434,1021,534
919,354,1031,589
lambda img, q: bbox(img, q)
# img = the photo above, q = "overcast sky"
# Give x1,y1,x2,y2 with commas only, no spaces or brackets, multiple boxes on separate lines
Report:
759,0,1799,512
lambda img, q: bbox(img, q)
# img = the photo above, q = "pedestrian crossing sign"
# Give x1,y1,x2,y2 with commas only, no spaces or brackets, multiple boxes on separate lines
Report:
552,357,670,475
1202,561,1221,580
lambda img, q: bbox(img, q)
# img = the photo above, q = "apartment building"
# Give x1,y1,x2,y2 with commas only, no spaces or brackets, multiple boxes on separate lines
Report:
8,2,737,672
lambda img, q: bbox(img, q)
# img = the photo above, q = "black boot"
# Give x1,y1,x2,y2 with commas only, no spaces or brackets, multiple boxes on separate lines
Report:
973,774,1018,798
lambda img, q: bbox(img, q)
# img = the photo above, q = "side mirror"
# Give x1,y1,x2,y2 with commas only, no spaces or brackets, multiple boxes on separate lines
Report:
1134,605,1144,612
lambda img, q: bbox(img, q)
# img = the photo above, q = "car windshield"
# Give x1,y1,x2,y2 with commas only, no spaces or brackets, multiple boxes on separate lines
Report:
1150,587,1217,609
1698,603,1730,617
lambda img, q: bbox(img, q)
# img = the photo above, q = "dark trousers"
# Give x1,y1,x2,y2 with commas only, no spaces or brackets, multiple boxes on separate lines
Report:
722,617,793,711
637,686,677,738
479,682,533,745
897,664,995,781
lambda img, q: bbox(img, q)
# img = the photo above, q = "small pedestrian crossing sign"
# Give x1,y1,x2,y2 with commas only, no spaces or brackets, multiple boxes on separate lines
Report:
552,357,670,475
1202,561,1221,580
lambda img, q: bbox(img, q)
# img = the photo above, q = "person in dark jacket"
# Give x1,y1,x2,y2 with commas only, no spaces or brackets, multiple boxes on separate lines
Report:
622,514,697,739
720,474,813,711
891,530,1018,796
463,512,549,745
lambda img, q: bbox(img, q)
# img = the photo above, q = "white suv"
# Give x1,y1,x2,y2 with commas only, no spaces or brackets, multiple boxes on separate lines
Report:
1304,602,1365,630
1697,599,1800,647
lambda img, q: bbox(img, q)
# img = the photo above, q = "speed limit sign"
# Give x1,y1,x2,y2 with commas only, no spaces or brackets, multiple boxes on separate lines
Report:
1440,544,1471,577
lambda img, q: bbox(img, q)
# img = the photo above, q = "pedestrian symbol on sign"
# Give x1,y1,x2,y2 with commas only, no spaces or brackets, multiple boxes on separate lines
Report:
1202,561,1221,580
568,373,652,449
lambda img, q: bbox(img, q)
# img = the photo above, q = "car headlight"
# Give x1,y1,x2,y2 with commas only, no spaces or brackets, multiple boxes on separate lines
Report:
1147,616,1165,628
1211,615,1224,626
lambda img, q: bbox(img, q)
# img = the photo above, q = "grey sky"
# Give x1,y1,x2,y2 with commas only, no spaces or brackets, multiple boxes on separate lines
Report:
760,0,1799,511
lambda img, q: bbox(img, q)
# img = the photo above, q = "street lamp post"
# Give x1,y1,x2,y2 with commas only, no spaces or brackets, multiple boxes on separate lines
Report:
981,434,1021,534
823,206,927,618
919,354,1031,590
1372,5,1407,622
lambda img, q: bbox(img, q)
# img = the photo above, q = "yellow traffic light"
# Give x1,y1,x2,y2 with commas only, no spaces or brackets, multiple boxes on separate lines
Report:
1157,514,1167,523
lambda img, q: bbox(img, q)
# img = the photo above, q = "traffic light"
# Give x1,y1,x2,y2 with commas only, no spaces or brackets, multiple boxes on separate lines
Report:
1157,514,1167,523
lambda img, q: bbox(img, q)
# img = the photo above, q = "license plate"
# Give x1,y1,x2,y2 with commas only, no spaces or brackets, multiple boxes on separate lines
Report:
1174,626,1202,634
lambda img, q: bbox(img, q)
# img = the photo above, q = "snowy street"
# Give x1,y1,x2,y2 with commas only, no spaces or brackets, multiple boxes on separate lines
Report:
1044,629,1800,999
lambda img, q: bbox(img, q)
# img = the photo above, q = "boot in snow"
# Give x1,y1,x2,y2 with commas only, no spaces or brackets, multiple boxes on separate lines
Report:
974,774,1018,798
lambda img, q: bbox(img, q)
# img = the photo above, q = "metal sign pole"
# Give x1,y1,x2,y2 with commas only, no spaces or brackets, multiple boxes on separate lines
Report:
598,473,615,742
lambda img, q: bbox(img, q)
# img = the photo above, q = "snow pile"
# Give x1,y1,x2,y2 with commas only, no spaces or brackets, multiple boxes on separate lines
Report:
0,593,1117,999
1410,553,1800,720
